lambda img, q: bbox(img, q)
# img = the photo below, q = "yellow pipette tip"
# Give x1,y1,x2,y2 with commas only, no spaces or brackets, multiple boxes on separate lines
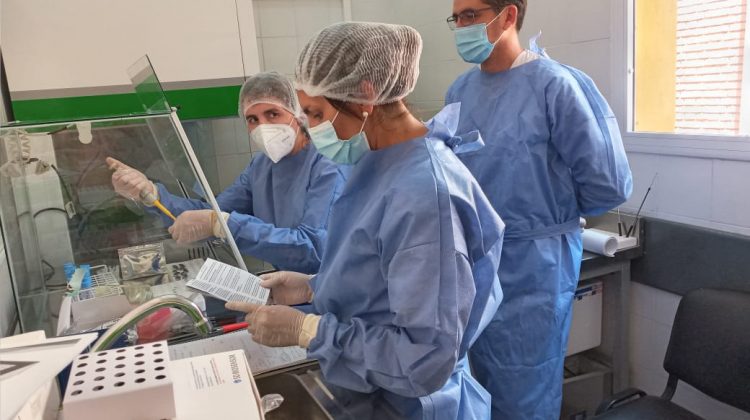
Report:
153,199,176,221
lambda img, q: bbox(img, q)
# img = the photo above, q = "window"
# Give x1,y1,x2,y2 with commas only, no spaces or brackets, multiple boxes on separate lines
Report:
634,0,750,136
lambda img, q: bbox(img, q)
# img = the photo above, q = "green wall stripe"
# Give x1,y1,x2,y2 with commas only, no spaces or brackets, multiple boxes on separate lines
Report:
11,85,241,123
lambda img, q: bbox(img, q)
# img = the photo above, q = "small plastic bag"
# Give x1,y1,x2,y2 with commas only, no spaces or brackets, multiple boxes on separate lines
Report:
118,242,167,280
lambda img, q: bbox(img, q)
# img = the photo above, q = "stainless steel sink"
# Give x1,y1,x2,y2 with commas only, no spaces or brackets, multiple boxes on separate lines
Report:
256,370,332,420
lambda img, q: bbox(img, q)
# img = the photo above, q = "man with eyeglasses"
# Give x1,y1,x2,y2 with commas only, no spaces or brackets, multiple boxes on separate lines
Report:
445,1,633,419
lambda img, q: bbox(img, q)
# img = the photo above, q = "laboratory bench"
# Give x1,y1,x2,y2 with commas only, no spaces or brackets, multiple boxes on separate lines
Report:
561,213,644,419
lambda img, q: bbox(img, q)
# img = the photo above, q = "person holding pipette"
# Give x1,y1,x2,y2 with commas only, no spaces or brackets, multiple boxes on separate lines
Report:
107,72,347,274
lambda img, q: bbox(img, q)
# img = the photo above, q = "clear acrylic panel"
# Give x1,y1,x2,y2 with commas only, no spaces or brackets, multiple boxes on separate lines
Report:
127,55,171,115
0,113,245,336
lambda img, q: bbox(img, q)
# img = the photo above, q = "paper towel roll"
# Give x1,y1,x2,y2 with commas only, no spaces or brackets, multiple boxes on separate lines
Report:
582,229,618,257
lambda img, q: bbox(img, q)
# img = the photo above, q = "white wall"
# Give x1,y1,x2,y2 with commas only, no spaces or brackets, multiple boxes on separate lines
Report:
621,152,750,236
254,0,344,77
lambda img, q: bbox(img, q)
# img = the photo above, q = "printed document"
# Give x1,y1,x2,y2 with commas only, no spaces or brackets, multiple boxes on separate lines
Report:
186,258,269,305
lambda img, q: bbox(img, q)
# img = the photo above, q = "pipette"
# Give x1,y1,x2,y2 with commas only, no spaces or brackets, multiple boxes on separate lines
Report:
107,158,177,221
140,189,177,221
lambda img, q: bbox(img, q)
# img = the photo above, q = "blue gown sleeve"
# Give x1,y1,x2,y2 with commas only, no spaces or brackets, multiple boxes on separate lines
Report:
546,71,633,215
150,162,256,225
309,243,473,397
225,161,344,274
150,183,210,225
308,175,484,396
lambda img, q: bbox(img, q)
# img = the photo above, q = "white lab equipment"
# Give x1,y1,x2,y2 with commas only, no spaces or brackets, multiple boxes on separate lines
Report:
62,341,176,420
582,228,637,257
566,282,603,356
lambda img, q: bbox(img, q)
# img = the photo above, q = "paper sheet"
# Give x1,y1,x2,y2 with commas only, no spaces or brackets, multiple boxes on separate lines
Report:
168,331,308,375
186,258,268,304
0,331,98,420
171,350,262,420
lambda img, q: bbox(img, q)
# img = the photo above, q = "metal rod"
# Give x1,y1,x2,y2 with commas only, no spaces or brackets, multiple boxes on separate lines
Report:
627,173,658,237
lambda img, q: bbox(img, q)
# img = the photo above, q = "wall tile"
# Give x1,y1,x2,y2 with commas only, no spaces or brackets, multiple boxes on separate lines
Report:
412,59,470,104
631,282,681,326
655,155,713,220
235,153,252,178
419,22,465,63
630,364,669,396
234,119,251,154
629,313,672,373
648,286,682,327
217,154,239,190
629,281,653,318
261,37,298,74
211,118,238,156
255,0,297,38
256,36,266,70
351,0,398,23
199,154,219,193
548,38,611,100
519,0,569,48
326,0,343,23
621,152,661,214
569,0,610,43
712,159,750,228
623,154,716,222
293,0,339,38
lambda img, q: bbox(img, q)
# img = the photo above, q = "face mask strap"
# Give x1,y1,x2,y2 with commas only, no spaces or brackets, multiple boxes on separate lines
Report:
487,7,509,45
358,112,369,134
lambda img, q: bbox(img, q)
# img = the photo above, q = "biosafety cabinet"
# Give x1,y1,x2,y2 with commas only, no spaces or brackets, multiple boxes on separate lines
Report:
0,57,249,337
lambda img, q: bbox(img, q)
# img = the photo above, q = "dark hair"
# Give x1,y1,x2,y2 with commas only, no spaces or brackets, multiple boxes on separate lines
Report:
482,0,526,31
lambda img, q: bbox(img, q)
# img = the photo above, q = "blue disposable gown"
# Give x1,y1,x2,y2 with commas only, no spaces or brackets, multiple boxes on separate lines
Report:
155,143,347,274
306,104,505,419
446,53,632,419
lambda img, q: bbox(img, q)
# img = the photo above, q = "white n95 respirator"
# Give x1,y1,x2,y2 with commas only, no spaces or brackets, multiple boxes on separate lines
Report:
249,124,297,163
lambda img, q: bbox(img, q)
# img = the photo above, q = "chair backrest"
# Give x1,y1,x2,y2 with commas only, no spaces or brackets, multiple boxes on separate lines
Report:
663,288,750,412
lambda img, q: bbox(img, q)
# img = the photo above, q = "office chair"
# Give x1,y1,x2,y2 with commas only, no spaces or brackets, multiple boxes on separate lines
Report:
592,288,750,419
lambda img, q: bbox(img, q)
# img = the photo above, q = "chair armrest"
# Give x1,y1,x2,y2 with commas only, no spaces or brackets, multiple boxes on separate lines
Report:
595,388,648,414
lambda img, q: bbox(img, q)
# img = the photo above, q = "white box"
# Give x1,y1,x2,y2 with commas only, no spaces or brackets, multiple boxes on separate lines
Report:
62,341,175,420
171,350,264,420
566,282,603,356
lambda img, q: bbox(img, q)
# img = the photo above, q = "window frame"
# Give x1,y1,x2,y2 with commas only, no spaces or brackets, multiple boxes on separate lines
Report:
611,0,750,161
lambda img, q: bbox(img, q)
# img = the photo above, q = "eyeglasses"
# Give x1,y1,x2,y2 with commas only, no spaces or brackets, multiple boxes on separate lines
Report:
446,7,498,30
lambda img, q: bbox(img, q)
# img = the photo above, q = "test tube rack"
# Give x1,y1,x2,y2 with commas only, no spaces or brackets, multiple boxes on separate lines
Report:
62,341,176,420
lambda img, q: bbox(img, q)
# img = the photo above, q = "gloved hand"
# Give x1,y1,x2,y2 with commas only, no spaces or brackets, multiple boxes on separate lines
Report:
260,271,314,305
106,157,157,204
168,209,214,244
225,302,319,348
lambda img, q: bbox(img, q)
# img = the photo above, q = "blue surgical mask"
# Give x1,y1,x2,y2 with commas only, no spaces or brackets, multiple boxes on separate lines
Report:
309,112,371,165
454,10,504,64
